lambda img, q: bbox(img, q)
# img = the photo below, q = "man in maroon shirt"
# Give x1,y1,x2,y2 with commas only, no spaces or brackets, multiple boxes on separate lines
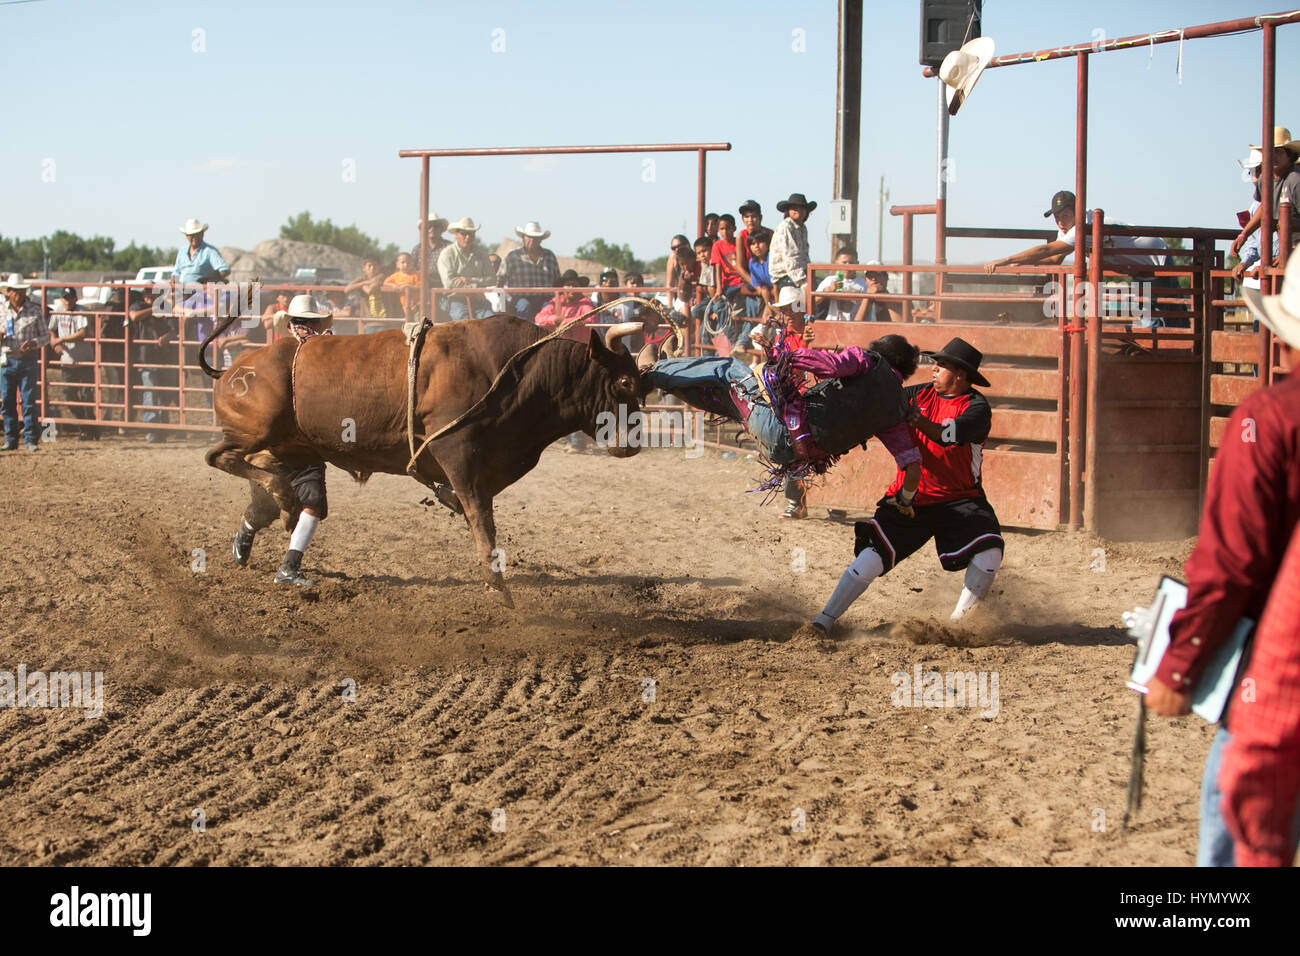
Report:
812,338,1004,634
1145,252,1300,865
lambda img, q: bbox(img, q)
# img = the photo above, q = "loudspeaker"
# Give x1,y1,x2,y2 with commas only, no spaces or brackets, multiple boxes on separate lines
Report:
919,0,981,68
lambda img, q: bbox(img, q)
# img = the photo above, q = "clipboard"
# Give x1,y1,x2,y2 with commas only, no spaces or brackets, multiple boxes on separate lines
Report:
1127,575,1253,724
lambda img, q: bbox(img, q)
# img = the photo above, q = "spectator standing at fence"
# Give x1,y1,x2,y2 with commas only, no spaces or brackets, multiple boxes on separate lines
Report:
122,284,174,444
534,270,596,340
816,250,868,321
0,274,50,450
703,214,720,243
664,236,695,317
1143,250,1300,866
1232,127,1300,265
438,218,496,321
744,228,775,321
411,214,450,287
711,215,748,331
345,259,390,331
383,253,421,319
47,287,92,433
501,222,560,322
736,200,766,286
173,219,230,288
1233,149,1280,290
691,237,716,323
595,269,621,307
770,193,815,292
262,291,292,333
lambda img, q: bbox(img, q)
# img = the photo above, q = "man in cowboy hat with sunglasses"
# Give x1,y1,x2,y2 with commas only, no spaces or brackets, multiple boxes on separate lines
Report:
0,273,51,451
1231,126,1300,263
231,294,334,586
811,337,1004,635
438,217,497,321
502,220,561,322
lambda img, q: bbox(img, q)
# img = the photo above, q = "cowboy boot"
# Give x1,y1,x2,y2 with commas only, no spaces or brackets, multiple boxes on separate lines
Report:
274,549,313,587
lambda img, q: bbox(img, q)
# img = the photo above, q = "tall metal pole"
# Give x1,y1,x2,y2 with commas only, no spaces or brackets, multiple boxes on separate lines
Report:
877,175,887,260
934,77,950,316
1068,51,1089,531
833,0,862,258
419,155,430,322
1261,24,1277,383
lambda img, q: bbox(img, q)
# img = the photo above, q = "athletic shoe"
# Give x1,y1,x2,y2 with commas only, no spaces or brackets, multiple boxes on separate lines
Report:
274,550,313,587
0,444,15,451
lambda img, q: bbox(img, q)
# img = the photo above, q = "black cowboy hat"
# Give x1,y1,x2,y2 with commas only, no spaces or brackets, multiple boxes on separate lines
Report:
559,269,590,288
776,192,817,214
923,337,990,388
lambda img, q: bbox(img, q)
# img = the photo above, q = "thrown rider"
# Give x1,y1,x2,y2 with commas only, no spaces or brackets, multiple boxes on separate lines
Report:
639,302,923,505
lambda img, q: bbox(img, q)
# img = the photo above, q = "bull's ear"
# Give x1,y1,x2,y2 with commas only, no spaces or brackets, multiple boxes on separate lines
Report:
587,327,608,359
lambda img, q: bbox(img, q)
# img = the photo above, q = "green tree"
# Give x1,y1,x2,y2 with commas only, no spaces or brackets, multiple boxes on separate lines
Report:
280,211,400,263
575,238,645,273
0,230,175,274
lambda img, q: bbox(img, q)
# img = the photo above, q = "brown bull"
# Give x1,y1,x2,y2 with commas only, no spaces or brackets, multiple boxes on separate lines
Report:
198,314,646,604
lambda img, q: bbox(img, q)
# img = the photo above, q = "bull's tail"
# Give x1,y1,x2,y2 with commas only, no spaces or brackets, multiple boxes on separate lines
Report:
198,277,259,379
198,314,239,379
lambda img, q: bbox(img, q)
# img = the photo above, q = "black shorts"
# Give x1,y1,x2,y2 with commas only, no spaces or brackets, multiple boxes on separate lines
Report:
854,494,1003,574
288,463,328,518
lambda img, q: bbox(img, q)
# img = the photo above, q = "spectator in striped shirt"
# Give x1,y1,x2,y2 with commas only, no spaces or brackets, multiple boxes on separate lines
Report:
502,221,561,321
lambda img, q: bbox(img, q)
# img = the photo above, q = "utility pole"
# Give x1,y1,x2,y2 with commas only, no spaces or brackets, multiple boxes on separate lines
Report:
832,0,862,258
876,176,889,261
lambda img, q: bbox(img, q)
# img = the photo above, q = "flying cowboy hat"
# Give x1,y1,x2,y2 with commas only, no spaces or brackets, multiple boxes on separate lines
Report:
1242,246,1300,350
273,293,334,336
923,337,991,387
179,218,209,236
515,221,551,240
939,37,995,116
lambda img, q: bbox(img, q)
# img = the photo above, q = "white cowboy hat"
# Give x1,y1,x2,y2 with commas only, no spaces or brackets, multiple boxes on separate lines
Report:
273,294,334,336
1249,126,1300,153
1,272,32,290
773,285,805,311
1242,250,1300,350
1238,148,1264,169
179,218,209,236
939,37,995,116
448,217,480,233
515,221,551,240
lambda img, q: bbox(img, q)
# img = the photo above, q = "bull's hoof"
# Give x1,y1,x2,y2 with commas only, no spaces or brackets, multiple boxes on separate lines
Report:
480,569,515,608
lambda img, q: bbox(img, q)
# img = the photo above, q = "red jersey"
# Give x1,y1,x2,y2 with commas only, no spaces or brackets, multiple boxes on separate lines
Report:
886,384,991,505
710,238,744,291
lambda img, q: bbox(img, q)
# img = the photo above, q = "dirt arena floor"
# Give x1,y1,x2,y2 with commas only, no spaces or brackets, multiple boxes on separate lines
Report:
0,434,1214,866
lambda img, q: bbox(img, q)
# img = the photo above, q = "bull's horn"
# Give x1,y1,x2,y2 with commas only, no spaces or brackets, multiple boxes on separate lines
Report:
603,321,643,354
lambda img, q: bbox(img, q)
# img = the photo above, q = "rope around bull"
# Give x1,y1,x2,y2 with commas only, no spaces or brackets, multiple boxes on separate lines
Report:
403,295,684,478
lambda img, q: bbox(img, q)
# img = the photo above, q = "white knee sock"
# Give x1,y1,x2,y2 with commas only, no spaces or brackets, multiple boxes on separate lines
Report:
951,548,1003,621
289,513,320,554
814,548,885,630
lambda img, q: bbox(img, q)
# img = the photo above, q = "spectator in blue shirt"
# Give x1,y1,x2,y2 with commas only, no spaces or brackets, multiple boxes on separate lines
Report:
173,218,231,286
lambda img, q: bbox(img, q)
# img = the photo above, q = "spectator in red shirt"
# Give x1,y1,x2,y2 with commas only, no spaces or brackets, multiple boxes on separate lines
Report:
534,269,596,341
1149,251,1300,865
811,338,1004,635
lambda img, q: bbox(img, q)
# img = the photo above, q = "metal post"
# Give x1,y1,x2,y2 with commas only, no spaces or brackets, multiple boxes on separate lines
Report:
1084,209,1103,531
935,78,950,320
833,0,862,258
1068,51,1089,531
901,213,914,323
1261,25,1276,382
877,175,887,260
1197,237,1213,510
697,150,707,240
420,155,430,322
